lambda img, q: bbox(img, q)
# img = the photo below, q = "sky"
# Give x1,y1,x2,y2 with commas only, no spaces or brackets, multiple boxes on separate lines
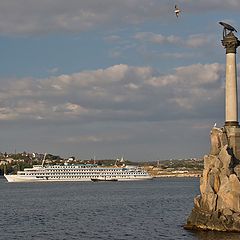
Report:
0,0,240,161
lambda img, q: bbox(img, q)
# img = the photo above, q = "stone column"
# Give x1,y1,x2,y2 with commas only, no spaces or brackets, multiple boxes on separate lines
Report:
221,32,240,159
184,23,240,233
221,32,240,126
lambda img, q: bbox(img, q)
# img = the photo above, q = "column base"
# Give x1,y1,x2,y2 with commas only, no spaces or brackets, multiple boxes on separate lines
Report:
224,125,240,159
225,121,239,127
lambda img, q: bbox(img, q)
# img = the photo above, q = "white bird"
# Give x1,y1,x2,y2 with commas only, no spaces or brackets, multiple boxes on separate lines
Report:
174,5,180,18
214,123,217,127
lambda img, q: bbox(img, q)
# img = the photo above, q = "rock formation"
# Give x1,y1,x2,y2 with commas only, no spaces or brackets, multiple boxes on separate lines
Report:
185,126,240,232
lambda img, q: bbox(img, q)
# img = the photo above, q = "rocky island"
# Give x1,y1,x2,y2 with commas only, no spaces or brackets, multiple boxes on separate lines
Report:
185,22,240,232
185,126,240,231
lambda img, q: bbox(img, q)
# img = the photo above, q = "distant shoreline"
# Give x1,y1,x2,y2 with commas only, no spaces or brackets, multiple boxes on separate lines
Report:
153,174,201,178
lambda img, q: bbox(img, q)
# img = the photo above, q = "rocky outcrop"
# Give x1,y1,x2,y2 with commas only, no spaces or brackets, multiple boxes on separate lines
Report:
185,126,240,232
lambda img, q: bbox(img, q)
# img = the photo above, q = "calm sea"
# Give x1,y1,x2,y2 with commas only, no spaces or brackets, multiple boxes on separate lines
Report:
0,177,239,240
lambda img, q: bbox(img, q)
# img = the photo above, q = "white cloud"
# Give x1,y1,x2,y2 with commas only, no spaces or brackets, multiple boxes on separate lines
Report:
161,52,195,59
174,63,223,86
134,32,215,49
169,97,193,110
108,50,122,59
184,1,240,12
185,34,215,48
0,1,239,35
0,0,168,35
134,32,181,45
48,67,59,74
52,102,88,116
147,63,223,87
64,133,129,143
104,35,121,43
0,63,226,123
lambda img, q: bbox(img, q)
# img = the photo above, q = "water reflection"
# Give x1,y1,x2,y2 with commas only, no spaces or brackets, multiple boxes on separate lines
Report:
191,230,240,240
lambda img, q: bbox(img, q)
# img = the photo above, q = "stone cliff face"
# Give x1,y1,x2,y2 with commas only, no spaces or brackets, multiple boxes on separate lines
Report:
185,126,240,232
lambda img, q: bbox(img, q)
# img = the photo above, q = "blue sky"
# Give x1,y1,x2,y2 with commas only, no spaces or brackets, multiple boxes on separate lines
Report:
0,0,240,161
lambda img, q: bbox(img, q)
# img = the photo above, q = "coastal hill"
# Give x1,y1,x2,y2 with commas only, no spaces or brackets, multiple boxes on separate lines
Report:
0,152,203,177
144,158,203,178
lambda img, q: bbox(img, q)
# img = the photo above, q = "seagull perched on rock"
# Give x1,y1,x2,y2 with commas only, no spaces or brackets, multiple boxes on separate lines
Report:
214,123,217,128
174,5,180,18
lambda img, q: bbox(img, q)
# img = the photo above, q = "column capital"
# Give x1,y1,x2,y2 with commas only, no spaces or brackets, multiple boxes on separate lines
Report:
221,32,240,54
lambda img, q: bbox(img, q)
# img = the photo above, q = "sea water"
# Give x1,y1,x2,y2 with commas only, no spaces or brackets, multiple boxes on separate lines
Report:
0,177,239,240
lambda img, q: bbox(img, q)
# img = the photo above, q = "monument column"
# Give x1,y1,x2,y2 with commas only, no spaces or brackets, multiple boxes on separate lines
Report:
221,31,240,126
220,23,240,159
184,22,240,233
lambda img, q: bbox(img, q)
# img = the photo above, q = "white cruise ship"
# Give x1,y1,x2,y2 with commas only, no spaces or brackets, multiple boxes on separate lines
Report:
4,163,153,182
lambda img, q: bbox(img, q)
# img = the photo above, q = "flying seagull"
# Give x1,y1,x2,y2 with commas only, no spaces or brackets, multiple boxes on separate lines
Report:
219,21,237,32
174,5,180,18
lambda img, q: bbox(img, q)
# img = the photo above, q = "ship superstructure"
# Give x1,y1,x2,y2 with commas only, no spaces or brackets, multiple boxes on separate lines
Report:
4,163,153,182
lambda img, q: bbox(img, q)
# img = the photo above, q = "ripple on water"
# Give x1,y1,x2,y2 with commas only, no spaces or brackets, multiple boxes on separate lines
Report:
2,177,232,240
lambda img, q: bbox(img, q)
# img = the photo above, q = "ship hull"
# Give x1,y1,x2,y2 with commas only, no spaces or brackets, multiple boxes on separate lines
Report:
4,174,153,183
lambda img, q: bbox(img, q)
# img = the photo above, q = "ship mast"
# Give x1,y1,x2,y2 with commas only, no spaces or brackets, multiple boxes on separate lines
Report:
41,153,47,167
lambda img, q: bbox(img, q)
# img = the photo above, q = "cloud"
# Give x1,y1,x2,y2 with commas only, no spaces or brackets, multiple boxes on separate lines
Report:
108,50,122,59
134,32,181,45
1,1,239,36
48,67,59,74
134,32,215,49
0,63,226,123
64,133,130,144
185,34,215,48
146,63,223,87
0,0,168,35
104,35,121,43
184,1,240,12
160,52,195,59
